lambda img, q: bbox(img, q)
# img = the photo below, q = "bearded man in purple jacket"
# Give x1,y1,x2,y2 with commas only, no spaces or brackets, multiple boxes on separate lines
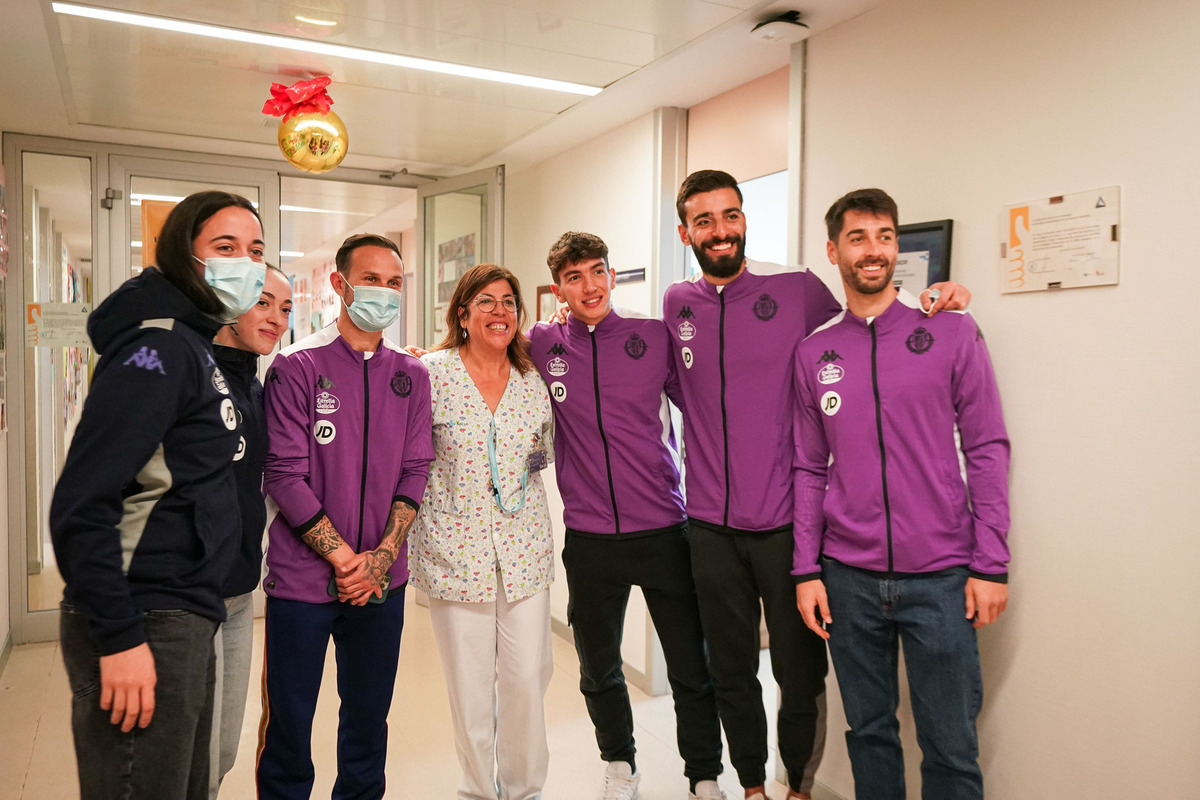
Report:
663,171,970,800
793,189,1009,800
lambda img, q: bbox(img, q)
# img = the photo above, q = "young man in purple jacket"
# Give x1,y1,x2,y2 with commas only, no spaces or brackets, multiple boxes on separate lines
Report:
530,232,725,800
793,189,1009,800
664,171,969,800
257,234,433,800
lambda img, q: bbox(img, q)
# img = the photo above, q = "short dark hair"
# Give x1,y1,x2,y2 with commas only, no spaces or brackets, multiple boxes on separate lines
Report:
155,191,261,316
825,189,899,241
546,232,609,283
335,233,402,274
676,170,743,225
436,264,535,375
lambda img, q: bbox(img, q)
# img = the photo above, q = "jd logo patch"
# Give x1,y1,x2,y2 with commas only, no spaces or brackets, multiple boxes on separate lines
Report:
233,436,247,462
624,334,647,360
906,327,935,354
314,420,336,445
391,371,412,397
124,346,166,375
753,294,778,321
550,381,567,403
220,398,237,430
820,391,842,417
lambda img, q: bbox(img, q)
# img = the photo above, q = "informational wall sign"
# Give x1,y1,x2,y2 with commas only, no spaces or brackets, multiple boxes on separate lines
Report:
26,302,92,347
1001,186,1120,293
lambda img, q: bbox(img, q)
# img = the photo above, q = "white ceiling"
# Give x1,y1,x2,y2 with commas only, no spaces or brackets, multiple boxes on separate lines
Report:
1,0,882,265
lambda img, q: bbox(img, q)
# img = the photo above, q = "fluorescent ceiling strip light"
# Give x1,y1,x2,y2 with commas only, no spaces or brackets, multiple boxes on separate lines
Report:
280,204,374,216
294,15,338,27
280,250,305,258
53,2,603,96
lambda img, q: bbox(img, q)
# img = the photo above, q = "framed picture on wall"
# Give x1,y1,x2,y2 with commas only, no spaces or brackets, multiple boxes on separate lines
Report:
536,285,558,322
895,219,953,289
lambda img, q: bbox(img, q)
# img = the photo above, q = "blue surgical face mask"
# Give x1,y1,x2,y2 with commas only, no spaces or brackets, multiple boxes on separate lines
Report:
343,284,402,332
196,256,266,320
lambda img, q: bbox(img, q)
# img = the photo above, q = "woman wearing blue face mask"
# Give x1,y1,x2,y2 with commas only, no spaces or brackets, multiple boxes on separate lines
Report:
49,190,265,800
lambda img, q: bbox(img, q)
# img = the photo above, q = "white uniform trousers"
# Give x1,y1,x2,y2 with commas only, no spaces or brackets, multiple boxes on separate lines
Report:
427,588,553,800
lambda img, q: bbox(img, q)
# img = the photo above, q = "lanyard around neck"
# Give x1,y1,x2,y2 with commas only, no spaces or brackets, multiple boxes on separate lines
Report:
487,418,529,513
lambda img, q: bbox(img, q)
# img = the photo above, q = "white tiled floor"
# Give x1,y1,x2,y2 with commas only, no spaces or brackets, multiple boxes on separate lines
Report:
0,592,796,799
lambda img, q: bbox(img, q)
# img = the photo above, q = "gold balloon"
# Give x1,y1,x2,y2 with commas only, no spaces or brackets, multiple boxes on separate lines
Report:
278,110,348,174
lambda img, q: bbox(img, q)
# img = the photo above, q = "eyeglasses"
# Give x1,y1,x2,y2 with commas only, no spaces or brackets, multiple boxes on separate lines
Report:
472,296,518,313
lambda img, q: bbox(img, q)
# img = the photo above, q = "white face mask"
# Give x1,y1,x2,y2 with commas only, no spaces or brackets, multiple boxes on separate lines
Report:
197,256,267,320
342,284,402,332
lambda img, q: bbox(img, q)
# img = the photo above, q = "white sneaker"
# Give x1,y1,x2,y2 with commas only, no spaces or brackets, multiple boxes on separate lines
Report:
688,779,728,799
598,761,640,800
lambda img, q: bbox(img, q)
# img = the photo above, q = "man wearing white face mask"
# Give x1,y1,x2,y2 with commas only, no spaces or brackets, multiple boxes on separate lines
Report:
258,234,434,800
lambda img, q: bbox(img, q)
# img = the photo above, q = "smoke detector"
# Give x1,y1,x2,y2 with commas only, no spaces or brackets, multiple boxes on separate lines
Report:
750,11,810,44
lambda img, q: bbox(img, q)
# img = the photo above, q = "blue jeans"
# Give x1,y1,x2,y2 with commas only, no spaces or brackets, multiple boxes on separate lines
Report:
823,559,983,800
61,603,218,800
210,592,256,798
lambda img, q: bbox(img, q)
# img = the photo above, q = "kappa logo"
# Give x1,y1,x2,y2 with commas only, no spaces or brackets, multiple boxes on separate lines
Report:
677,306,695,320
205,353,215,367
266,367,280,385
391,370,412,397
818,350,843,364
316,375,337,390
547,356,569,377
220,398,237,430
624,334,647,360
753,293,778,321
548,343,567,356
212,367,230,395
124,346,166,375
549,381,567,403
906,327,935,355
820,390,842,417
233,435,247,462
975,325,985,341
817,363,844,385
315,391,340,414
314,420,336,445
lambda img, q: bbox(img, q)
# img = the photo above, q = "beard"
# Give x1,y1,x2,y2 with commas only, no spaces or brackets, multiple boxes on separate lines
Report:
692,234,746,280
840,258,895,295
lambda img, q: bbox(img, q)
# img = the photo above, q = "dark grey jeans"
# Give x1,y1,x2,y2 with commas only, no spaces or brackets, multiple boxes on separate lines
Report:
61,604,217,800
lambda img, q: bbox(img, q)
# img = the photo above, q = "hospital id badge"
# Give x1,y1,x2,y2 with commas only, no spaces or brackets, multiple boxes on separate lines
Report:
527,447,548,473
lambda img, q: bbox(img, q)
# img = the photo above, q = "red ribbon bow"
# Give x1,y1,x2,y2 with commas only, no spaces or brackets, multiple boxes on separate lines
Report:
262,77,334,122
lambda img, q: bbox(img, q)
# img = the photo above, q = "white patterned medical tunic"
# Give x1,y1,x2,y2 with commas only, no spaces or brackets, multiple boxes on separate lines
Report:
410,347,555,603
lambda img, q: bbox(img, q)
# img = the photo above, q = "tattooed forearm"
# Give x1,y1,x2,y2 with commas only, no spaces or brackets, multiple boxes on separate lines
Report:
301,515,350,558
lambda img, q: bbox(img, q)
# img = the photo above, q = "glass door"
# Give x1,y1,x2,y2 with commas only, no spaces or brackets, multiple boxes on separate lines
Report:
5,137,278,644
416,166,504,347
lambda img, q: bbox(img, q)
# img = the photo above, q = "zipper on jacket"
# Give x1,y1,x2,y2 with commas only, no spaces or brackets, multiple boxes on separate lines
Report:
719,291,730,526
869,322,894,573
357,356,370,551
590,330,621,533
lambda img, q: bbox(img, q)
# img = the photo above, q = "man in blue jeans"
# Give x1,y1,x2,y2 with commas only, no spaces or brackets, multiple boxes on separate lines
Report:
793,188,1011,799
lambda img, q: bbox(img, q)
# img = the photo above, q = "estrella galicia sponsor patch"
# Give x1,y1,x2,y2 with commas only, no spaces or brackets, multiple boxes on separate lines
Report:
680,346,694,370
753,293,778,321
391,370,412,397
624,334,647,360
548,343,566,356
233,436,247,462
123,346,166,375
820,390,841,417
677,321,696,341
817,363,844,385
315,391,340,414
906,327,935,354
220,398,237,430
547,356,569,377
316,375,337,390
549,381,567,403
212,367,229,395
314,420,336,445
